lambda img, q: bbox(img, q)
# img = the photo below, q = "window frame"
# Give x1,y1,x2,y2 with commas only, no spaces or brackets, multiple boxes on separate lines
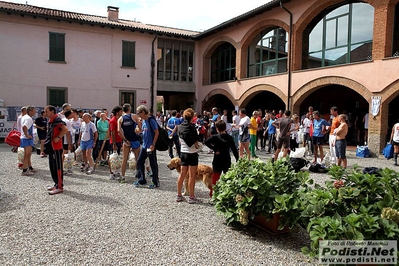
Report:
47,87,68,107
211,43,236,83
49,32,66,62
307,3,373,68
247,28,288,78
120,90,136,109
122,41,136,68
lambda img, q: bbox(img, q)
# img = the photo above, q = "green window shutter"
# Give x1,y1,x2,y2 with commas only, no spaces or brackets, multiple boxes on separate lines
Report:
48,88,66,106
49,32,65,62
49,33,57,61
57,34,65,62
122,41,135,67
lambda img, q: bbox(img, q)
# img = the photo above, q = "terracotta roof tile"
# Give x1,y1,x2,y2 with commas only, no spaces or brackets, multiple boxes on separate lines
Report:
0,1,199,37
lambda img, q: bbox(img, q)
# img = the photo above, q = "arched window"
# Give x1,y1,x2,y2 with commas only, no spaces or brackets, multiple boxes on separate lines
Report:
211,42,236,83
247,27,288,77
304,3,374,69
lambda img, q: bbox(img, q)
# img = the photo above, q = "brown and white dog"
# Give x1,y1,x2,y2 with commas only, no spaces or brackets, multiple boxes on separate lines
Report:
167,157,212,196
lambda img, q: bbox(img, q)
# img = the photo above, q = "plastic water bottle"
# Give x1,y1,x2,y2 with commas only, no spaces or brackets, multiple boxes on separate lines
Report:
322,151,330,168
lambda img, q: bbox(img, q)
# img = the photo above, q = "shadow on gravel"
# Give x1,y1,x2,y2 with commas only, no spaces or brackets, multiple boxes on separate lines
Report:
223,222,315,262
63,190,123,207
0,191,21,214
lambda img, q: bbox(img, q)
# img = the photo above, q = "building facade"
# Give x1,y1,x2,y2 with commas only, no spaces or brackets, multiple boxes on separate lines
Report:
1,0,399,153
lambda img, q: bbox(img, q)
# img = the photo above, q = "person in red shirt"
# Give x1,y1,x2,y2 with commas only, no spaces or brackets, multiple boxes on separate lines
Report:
109,106,123,154
108,106,123,180
275,110,283,119
44,105,69,195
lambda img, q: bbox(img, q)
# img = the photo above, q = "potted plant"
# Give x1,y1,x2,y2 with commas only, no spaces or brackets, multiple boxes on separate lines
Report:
300,165,399,259
212,157,312,233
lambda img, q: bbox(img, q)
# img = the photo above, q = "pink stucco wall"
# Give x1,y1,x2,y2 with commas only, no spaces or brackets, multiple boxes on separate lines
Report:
0,12,155,112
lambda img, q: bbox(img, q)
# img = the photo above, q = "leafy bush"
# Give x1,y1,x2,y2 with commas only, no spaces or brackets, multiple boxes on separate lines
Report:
212,157,312,229
301,165,399,258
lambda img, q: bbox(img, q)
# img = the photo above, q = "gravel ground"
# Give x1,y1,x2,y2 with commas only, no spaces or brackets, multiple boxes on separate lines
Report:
0,142,396,265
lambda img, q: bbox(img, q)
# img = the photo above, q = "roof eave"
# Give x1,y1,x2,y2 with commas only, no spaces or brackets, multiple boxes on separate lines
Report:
0,8,197,39
193,0,291,40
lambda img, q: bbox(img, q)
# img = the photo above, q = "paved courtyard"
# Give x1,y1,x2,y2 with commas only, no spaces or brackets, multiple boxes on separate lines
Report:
0,142,396,265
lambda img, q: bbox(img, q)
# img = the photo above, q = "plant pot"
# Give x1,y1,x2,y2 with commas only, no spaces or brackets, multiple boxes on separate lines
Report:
251,213,290,235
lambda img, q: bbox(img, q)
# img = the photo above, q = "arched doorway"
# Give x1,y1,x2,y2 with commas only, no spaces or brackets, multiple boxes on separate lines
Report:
202,93,235,117
241,91,285,116
300,85,368,145
388,96,399,141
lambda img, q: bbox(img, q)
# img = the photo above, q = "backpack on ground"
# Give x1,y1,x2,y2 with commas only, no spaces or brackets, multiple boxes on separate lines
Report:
363,167,382,176
289,157,308,172
309,163,329,173
382,142,394,159
149,116,170,151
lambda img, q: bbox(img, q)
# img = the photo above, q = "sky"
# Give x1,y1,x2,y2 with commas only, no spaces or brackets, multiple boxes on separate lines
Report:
7,0,272,32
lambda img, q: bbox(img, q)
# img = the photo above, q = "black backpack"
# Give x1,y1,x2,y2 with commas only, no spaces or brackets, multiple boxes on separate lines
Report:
308,163,330,173
148,116,170,151
289,158,308,172
363,167,382,176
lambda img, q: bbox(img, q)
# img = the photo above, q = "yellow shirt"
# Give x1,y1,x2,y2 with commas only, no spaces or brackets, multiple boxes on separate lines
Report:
249,117,257,135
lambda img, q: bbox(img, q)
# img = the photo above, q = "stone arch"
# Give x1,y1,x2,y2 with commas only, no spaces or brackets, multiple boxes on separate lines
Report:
238,84,287,107
380,79,399,103
202,36,238,85
239,19,289,79
292,0,375,70
202,88,237,110
376,79,399,150
291,76,371,114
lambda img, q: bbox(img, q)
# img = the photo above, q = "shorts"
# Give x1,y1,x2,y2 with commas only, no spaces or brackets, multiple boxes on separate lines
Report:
98,140,110,151
111,142,122,155
180,152,198,166
80,139,94,150
38,132,46,140
127,140,140,149
277,135,290,149
335,139,347,159
63,144,70,151
312,136,325,145
20,138,34,148
239,133,250,143
393,141,399,147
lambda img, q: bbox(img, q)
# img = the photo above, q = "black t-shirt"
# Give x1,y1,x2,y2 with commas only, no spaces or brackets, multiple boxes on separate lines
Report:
35,116,47,135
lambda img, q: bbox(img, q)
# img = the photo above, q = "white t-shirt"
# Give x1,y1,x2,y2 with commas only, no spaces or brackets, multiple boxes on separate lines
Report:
62,118,74,144
156,115,163,127
16,114,23,133
21,114,33,139
393,123,399,143
232,115,240,131
238,116,250,135
303,118,312,134
71,118,82,135
80,121,97,141
179,137,197,154
363,113,369,129
221,115,228,123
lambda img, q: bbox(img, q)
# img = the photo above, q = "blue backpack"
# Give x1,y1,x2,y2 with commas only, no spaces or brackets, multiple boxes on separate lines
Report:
382,143,394,159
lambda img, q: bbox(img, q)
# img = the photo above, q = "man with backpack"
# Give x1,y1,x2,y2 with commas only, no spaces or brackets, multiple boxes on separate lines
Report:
166,110,181,159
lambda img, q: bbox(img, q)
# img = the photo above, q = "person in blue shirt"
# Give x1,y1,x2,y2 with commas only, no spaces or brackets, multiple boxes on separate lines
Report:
166,110,181,159
134,105,159,189
266,112,277,153
311,111,331,164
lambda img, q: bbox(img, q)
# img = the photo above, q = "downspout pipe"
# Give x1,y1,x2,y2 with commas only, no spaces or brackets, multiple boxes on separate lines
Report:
280,1,293,110
150,35,157,114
